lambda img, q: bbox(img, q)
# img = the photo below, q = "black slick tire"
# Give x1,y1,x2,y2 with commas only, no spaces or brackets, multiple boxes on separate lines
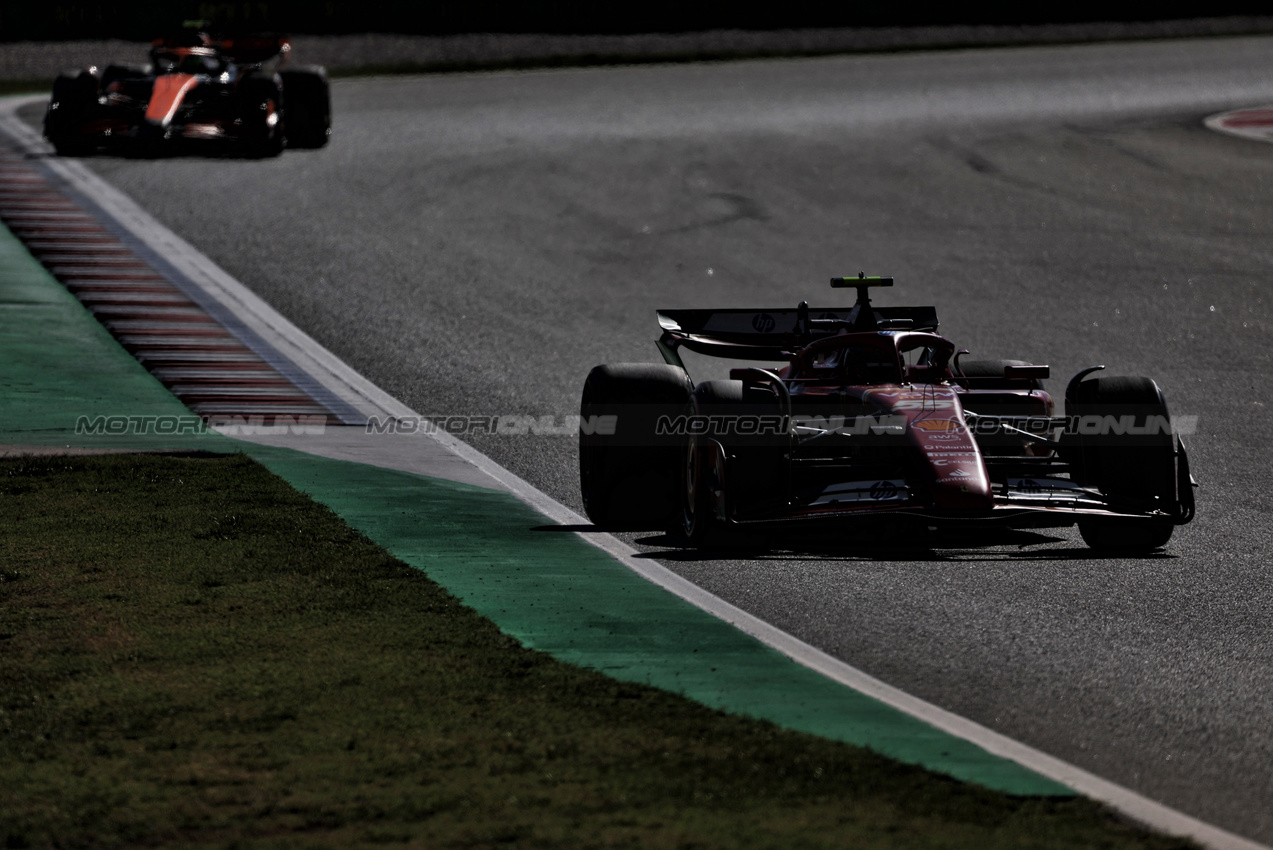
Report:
679,380,783,546
957,359,1044,390
681,425,718,545
45,71,99,156
1066,376,1179,551
239,75,285,158
280,66,331,149
579,363,690,528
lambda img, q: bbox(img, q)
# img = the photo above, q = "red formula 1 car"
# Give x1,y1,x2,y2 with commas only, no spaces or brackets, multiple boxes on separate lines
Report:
43,30,330,157
580,277,1196,551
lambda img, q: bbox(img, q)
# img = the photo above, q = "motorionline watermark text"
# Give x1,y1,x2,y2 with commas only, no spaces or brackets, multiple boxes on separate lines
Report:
367,415,615,436
72,411,1199,440
75,415,327,436
365,412,1199,438
674,413,1198,437
72,414,604,438
653,413,1198,437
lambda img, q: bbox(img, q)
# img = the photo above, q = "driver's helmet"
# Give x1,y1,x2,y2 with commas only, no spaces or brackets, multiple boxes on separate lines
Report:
150,46,223,75
150,31,217,74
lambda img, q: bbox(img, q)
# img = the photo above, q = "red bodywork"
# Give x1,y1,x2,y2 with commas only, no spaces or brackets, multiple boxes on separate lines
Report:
144,73,200,126
651,280,1190,534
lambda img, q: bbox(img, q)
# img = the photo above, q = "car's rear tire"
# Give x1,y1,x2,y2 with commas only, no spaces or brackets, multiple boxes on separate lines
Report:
957,359,1044,390
1066,375,1180,551
579,363,690,528
280,66,331,149
957,358,1052,454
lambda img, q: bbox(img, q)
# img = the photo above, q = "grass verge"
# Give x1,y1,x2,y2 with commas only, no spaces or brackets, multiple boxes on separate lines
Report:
0,453,1196,849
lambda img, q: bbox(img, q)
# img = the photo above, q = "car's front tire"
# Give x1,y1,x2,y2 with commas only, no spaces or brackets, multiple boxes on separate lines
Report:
681,428,719,544
45,71,99,156
1065,375,1183,552
677,379,786,547
239,76,285,158
578,363,690,528
1078,519,1174,551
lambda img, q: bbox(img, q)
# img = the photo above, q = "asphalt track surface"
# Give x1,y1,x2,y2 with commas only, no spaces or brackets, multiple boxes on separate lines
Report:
20,34,1273,843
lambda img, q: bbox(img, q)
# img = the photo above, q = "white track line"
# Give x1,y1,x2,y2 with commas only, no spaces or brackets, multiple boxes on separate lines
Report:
2,93,1265,850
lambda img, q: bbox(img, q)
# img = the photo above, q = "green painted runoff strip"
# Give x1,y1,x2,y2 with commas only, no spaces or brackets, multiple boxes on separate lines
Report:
244,443,1071,796
0,218,1072,795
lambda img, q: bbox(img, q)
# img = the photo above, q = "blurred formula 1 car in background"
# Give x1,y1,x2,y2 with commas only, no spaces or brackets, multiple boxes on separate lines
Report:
43,29,331,157
580,276,1197,551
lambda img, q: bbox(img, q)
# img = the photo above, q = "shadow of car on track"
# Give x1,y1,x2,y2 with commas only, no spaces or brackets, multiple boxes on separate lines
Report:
534,523,1173,562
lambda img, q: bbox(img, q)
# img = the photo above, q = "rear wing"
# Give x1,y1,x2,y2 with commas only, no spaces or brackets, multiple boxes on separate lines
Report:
657,304,939,361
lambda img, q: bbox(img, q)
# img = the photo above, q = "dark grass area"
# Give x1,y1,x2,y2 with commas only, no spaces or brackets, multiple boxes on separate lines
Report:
0,453,1198,849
